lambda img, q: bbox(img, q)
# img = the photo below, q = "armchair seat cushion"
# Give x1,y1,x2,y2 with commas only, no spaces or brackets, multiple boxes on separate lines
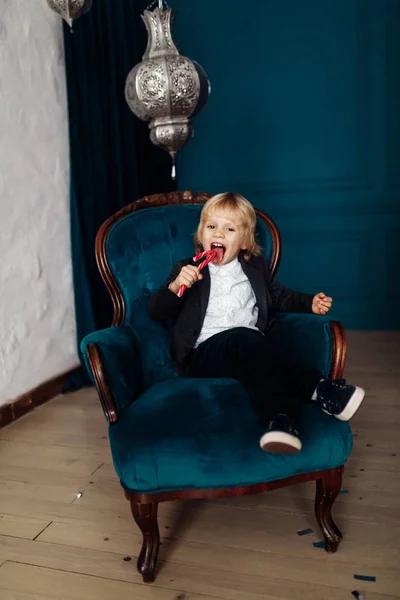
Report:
109,378,353,494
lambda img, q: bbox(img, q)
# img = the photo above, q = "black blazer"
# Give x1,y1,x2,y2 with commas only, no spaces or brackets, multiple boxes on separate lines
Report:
148,253,314,370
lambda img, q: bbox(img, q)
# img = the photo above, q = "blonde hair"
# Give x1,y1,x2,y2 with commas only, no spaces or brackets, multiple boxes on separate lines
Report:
194,192,262,261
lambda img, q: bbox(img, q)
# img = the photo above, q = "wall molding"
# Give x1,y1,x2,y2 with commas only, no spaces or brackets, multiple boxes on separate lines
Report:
386,227,400,299
0,366,80,429
280,228,373,301
202,0,378,194
204,185,400,218
263,202,400,219
386,0,400,186
202,179,372,195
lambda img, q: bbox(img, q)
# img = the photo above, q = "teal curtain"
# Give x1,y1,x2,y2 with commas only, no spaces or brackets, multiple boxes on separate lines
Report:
63,1,174,388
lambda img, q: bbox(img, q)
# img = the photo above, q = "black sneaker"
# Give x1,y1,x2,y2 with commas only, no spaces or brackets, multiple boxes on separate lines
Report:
316,378,365,421
259,414,302,454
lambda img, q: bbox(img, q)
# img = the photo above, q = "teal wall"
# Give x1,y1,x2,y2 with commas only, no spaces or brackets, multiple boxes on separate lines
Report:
173,0,400,329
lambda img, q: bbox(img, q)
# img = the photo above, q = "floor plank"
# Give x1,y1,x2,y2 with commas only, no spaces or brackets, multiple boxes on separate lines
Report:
0,542,394,600
0,440,106,475
37,516,400,570
0,562,218,600
0,515,51,540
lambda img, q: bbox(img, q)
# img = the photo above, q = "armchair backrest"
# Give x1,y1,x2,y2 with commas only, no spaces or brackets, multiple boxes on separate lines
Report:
95,192,281,386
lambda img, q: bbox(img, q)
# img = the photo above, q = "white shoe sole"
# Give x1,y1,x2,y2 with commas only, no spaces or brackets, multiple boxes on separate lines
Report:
323,386,365,421
259,431,302,454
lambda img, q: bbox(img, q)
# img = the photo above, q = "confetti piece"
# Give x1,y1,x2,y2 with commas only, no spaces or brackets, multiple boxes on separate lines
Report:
297,528,313,536
313,540,326,548
76,492,83,499
352,433,359,437
351,592,365,600
123,556,132,562
339,489,349,494
354,574,376,582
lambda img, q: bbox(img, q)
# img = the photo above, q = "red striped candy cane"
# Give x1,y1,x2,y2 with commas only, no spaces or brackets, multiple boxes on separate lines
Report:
177,250,217,297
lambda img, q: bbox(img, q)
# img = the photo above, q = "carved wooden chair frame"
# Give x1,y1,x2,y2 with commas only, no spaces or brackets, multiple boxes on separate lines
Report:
87,191,346,583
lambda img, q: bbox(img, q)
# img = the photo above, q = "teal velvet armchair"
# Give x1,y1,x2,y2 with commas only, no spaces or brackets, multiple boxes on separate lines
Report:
81,191,352,583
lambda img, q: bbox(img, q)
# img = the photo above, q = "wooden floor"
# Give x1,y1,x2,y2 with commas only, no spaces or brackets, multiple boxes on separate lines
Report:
0,332,399,600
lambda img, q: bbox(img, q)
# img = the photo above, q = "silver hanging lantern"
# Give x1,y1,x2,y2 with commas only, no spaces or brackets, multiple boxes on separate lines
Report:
125,1,210,180
47,0,93,30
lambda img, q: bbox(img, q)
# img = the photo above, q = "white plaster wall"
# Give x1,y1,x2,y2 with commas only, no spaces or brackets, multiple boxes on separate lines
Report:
0,0,78,406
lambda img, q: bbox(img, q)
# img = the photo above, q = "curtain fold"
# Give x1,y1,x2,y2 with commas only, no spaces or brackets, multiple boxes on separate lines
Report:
63,0,174,388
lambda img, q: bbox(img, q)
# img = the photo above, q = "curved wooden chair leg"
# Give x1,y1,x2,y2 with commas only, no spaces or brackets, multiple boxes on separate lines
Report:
315,466,343,553
128,497,160,583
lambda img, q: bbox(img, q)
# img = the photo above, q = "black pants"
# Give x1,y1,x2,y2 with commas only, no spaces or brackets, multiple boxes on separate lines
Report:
183,327,321,427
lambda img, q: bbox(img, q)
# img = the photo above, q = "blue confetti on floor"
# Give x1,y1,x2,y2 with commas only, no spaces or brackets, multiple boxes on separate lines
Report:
297,528,313,536
354,574,376,582
313,540,326,548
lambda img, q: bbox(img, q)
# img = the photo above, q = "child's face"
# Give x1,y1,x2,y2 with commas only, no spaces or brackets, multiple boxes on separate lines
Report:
199,210,247,265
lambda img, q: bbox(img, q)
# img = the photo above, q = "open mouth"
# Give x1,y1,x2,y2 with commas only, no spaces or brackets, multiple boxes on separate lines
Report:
211,243,226,264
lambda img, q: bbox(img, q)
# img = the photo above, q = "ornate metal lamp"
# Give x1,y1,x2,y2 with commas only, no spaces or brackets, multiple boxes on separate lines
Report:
47,0,93,30
125,1,210,180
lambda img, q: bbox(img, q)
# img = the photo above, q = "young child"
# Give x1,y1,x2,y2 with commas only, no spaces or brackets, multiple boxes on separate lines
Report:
149,192,365,454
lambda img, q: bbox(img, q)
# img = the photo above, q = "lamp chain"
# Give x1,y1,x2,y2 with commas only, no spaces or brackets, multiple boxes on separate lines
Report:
146,0,169,10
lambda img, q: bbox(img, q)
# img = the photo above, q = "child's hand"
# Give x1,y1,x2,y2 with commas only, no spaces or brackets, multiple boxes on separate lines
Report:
312,292,333,315
169,265,203,295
